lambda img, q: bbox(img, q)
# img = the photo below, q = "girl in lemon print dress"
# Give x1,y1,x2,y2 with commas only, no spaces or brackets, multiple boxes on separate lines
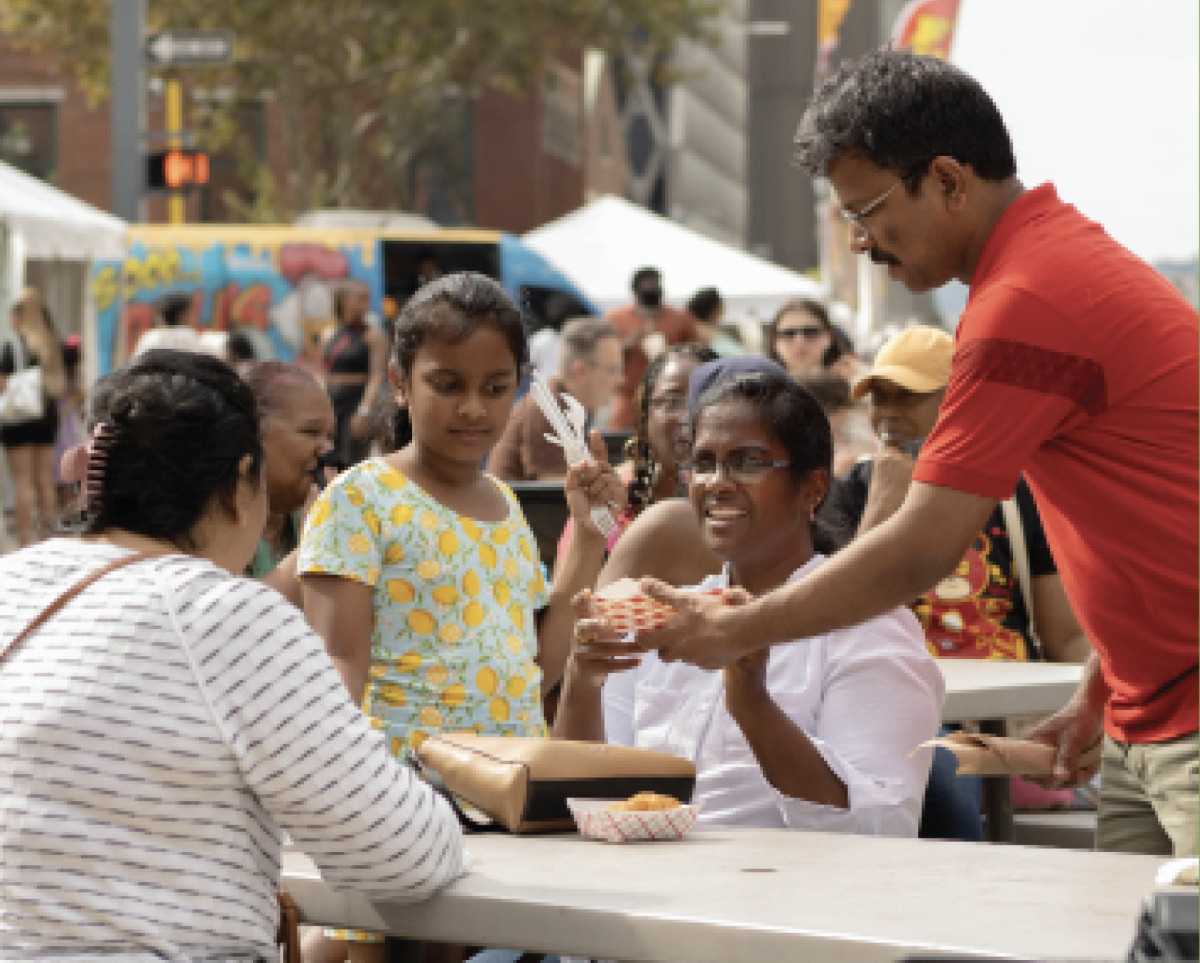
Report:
299,272,624,758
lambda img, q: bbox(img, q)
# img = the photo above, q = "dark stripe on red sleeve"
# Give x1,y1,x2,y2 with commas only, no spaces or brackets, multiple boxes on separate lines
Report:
956,338,1107,416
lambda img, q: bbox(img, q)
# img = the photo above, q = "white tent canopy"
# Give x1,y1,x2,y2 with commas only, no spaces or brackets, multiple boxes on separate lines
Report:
523,195,823,324
0,160,126,261
0,160,128,389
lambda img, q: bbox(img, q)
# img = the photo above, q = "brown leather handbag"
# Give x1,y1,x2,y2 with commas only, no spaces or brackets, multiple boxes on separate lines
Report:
1,551,303,962
412,733,696,833
276,887,301,962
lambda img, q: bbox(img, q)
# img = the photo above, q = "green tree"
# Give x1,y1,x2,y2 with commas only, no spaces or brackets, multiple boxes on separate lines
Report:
0,0,719,220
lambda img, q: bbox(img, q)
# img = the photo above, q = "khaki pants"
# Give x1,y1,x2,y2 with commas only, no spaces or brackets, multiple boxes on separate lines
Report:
1096,731,1199,857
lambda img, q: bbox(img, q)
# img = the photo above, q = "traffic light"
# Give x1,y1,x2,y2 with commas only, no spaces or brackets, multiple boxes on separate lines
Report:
146,149,210,191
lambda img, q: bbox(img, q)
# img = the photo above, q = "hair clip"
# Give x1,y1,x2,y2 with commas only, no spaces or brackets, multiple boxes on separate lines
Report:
84,422,116,516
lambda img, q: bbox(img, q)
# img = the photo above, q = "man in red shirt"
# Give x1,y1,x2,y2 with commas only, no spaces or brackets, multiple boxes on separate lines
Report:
639,50,1198,856
604,267,699,429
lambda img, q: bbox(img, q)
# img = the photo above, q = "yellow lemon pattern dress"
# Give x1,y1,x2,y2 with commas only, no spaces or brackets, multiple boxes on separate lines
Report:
299,459,548,755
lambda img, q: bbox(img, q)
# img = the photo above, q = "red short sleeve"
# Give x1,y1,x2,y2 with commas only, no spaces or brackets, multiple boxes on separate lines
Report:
914,285,1095,500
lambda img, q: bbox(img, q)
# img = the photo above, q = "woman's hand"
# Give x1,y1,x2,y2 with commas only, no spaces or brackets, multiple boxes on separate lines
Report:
564,429,626,536
723,647,770,717
718,588,767,715
567,589,642,687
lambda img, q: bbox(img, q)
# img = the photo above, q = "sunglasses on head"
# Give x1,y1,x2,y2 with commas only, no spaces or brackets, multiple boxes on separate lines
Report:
775,325,826,342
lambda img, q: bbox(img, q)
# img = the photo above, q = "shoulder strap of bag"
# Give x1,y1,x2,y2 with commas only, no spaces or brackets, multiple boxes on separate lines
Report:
1000,497,1042,659
0,551,163,665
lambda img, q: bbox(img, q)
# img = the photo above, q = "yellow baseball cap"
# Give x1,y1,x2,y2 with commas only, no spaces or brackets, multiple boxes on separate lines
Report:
850,326,955,400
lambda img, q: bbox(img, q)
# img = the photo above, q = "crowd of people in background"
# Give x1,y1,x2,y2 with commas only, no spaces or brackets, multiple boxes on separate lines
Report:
0,47,1195,963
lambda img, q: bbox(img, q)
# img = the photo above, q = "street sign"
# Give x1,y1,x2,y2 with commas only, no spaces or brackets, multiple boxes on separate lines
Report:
145,30,234,67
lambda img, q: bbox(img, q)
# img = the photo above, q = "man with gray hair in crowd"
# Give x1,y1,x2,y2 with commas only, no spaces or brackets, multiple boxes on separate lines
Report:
488,317,622,481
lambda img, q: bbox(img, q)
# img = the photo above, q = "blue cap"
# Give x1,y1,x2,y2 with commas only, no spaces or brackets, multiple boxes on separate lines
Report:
686,356,788,423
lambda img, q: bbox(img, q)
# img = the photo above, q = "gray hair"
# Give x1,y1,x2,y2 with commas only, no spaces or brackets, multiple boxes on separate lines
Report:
558,317,618,376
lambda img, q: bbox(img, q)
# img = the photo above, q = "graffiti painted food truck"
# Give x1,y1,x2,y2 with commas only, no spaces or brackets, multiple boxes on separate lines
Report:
93,225,595,376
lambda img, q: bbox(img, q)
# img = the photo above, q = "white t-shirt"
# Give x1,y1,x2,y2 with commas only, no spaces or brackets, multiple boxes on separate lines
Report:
602,557,944,837
132,326,205,357
0,539,468,961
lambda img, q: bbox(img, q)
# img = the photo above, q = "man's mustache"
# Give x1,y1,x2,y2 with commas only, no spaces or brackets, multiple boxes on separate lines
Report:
870,248,900,267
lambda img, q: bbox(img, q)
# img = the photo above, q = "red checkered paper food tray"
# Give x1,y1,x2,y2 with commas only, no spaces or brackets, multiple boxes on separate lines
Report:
591,577,676,633
567,798,702,843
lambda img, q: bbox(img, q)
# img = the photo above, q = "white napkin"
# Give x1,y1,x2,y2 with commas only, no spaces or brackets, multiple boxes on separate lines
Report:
1156,857,1199,886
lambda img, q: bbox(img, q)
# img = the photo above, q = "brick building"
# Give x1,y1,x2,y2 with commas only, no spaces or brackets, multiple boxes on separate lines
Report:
0,31,625,233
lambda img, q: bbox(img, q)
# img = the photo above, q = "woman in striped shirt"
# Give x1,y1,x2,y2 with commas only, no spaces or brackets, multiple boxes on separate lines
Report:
0,349,466,961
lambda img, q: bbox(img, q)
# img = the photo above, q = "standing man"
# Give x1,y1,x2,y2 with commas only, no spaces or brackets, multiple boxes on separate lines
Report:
488,318,622,481
133,293,203,356
605,267,699,429
639,50,1198,856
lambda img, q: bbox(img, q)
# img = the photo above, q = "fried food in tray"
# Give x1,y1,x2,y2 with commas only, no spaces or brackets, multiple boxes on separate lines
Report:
606,791,682,812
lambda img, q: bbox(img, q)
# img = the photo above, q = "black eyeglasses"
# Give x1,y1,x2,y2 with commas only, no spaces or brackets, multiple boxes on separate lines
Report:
682,451,792,484
775,326,826,342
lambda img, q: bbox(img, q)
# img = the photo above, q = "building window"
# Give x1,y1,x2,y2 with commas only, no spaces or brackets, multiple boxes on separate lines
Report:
0,102,58,182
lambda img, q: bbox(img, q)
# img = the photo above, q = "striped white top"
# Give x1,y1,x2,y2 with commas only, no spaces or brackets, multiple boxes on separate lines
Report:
0,539,468,962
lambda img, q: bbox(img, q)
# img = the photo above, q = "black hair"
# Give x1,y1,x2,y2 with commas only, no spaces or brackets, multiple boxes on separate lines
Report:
333,283,369,325
792,369,853,415
626,343,718,518
794,50,1017,188
830,323,855,357
692,372,845,555
61,338,81,375
378,271,528,453
685,287,723,324
159,294,192,327
73,349,263,551
767,298,842,369
225,330,257,362
631,267,661,291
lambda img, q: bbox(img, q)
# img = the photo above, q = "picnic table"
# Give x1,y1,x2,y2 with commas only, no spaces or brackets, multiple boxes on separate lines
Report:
283,826,1163,961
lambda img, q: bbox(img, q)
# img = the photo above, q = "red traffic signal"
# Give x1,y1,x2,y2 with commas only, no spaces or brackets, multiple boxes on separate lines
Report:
146,149,210,190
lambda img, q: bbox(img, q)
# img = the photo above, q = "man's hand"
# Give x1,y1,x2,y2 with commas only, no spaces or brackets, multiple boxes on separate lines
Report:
1023,701,1104,788
637,580,763,669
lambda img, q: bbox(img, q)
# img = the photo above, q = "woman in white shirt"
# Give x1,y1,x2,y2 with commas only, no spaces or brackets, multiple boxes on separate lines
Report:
555,365,943,837
0,349,466,961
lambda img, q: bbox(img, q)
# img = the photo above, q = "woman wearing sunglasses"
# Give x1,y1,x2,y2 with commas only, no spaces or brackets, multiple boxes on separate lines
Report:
766,298,843,378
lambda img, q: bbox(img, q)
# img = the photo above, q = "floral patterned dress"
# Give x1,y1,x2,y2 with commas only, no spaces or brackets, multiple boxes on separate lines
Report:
298,458,548,757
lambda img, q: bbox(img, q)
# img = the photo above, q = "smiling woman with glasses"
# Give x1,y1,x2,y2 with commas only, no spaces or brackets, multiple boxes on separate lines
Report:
766,297,843,377
555,366,942,838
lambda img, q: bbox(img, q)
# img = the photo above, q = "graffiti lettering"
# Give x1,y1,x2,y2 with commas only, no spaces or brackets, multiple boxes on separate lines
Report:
120,248,201,300
94,265,119,313
121,302,158,358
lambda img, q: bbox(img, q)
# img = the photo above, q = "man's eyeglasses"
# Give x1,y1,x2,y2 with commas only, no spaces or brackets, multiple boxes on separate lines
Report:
839,177,904,238
775,325,826,342
682,451,792,484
